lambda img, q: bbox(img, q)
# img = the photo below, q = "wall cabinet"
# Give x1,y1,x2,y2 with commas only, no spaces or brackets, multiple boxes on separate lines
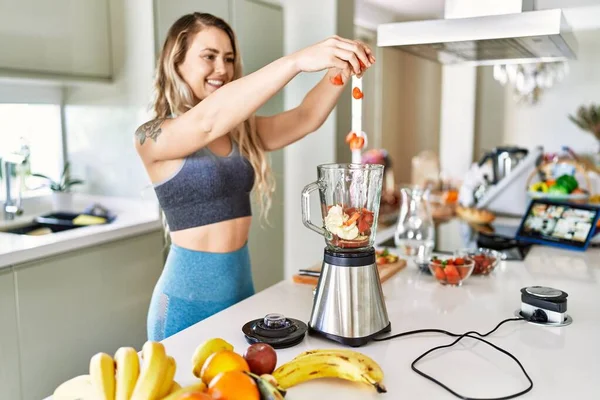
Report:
0,267,21,400
0,0,112,80
153,0,229,54
12,230,163,400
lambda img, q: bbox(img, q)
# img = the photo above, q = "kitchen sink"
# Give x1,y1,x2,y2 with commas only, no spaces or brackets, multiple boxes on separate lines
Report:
0,221,86,236
0,211,113,236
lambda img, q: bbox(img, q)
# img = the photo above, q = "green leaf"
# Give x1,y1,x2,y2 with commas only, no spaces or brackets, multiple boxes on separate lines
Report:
64,179,84,187
31,173,52,181
60,162,70,188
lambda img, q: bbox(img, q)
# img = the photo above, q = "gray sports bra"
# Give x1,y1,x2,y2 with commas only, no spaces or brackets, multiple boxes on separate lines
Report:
153,140,255,231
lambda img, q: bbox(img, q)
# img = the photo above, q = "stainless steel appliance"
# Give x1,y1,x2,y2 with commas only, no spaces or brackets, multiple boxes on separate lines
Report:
301,163,390,347
478,146,529,184
376,0,577,66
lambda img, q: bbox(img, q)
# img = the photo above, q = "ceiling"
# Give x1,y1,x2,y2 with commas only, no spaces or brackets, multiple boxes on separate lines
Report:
359,0,600,30
364,0,445,20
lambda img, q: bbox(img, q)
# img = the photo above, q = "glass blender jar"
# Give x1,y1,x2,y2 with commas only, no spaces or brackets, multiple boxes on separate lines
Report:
301,163,384,252
301,163,390,346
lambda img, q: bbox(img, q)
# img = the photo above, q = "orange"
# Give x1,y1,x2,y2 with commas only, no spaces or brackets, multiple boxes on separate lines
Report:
200,350,250,385
176,392,213,400
207,371,259,400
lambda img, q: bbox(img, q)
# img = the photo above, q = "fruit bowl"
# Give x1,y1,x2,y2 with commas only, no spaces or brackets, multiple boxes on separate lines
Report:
454,248,503,276
429,256,475,286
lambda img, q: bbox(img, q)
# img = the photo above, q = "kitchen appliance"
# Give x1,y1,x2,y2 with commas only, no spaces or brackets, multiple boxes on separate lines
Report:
376,0,578,66
242,313,308,349
475,146,544,216
517,286,572,326
301,163,390,347
478,146,529,185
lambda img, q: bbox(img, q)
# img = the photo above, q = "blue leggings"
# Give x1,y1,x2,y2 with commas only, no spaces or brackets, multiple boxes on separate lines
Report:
147,243,255,341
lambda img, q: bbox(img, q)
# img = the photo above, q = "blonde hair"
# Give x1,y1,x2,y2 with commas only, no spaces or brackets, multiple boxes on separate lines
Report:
153,12,274,222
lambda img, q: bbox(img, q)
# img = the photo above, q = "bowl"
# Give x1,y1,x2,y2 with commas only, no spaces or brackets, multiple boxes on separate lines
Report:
429,256,475,286
454,248,503,276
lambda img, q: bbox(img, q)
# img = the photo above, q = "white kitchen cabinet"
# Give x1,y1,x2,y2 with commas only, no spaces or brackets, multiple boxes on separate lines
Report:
13,231,163,400
0,267,21,400
153,0,230,53
233,0,285,291
0,0,112,81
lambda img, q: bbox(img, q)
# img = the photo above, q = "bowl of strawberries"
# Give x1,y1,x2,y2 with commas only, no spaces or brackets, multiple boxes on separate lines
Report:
429,256,475,287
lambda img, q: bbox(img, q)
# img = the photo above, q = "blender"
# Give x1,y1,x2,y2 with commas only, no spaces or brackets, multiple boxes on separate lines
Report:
301,163,390,346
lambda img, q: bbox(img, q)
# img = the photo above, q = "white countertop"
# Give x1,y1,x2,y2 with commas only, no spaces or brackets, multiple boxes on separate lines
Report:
158,245,600,399
0,193,162,268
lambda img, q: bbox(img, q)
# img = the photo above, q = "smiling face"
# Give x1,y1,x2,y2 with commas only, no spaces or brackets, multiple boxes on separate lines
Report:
178,26,236,101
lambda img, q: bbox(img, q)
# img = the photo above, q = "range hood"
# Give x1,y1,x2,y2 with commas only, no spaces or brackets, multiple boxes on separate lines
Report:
377,3,578,66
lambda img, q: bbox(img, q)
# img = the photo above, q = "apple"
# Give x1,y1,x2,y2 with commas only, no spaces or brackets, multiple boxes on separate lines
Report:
243,343,277,375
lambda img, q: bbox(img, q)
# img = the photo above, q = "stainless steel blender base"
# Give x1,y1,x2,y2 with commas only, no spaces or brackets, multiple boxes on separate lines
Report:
308,248,391,347
308,321,391,347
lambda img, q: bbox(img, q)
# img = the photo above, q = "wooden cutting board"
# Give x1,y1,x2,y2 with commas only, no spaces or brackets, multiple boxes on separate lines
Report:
292,259,407,286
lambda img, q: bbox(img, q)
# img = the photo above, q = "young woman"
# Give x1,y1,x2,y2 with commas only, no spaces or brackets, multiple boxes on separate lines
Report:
135,12,374,341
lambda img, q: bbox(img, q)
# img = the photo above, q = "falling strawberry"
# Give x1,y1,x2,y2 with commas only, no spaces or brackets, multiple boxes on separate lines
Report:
352,87,363,99
349,136,365,150
330,73,343,86
345,131,358,144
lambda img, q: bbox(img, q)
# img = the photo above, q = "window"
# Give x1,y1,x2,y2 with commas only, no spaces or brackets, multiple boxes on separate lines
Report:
0,103,64,201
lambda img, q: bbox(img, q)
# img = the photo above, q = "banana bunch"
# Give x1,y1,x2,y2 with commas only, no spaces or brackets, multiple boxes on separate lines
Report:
272,349,386,393
54,341,202,400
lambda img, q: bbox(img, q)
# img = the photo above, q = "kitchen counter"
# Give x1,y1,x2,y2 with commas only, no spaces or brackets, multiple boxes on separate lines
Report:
157,245,600,399
0,193,162,268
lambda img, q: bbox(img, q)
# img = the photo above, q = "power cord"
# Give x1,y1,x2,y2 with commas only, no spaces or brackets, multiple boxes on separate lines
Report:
373,317,533,400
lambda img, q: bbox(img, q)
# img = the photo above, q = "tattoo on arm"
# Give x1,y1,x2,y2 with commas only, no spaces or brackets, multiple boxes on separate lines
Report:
135,119,165,145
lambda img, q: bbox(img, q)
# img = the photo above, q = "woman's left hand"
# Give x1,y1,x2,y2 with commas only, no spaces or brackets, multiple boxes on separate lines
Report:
328,38,375,83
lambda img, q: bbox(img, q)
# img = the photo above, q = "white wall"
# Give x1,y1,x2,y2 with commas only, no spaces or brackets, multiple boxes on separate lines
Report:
475,29,600,159
64,0,156,200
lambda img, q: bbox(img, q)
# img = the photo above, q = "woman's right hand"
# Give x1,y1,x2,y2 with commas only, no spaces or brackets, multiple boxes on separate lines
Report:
291,35,375,78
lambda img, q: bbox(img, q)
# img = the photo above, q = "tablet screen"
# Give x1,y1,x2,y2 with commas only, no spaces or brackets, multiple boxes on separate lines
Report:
517,200,599,249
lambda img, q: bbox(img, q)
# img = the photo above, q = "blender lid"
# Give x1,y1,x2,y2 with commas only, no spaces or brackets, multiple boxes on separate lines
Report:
242,313,308,349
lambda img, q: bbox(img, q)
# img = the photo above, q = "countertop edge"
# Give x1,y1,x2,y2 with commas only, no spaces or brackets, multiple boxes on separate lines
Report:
0,220,163,269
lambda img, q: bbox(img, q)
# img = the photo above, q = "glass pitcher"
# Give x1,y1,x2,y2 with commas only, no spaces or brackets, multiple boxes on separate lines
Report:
394,185,435,261
302,163,384,252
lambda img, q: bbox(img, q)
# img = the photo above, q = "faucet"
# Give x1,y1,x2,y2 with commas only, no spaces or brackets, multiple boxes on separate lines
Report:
2,148,29,220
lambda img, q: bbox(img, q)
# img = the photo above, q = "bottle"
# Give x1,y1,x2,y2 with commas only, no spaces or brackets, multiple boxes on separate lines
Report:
394,185,435,266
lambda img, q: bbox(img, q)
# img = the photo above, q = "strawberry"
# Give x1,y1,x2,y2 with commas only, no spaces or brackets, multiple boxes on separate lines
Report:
455,257,465,265
352,87,364,99
433,266,446,282
345,131,357,144
357,217,370,234
349,136,365,150
444,265,460,285
362,209,374,224
330,73,343,86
